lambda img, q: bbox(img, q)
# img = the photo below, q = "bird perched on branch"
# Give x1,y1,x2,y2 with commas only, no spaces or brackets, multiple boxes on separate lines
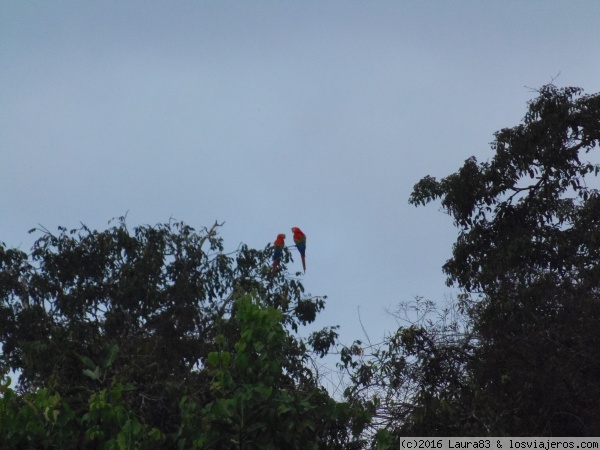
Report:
271,233,286,277
291,227,306,272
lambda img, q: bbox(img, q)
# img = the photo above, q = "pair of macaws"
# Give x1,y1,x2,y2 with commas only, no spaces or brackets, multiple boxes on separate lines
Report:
271,227,306,277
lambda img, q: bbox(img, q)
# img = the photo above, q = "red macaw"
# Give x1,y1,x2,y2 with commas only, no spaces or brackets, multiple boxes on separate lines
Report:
271,233,286,277
291,227,306,272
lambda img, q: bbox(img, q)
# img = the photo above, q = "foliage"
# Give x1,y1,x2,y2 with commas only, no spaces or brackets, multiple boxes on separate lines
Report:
407,85,600,435
0,371,162,449
411,85,600,295
341,85,600,439
176,294,368,449
0,219,367,447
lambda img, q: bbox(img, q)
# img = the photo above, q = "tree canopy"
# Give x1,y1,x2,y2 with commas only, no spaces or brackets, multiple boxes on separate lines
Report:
0,219,369,448
408,85,600,435
341,85,600,437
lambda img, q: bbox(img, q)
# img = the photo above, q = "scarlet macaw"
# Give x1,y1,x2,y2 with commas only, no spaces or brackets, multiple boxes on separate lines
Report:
291,227,306,272
271,233,286,277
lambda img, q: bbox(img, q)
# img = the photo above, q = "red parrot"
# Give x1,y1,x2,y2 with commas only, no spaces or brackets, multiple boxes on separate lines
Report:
271,233,286,277
291,227,306,272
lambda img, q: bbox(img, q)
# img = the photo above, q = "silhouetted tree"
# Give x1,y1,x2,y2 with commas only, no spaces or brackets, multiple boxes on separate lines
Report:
343,85,600,439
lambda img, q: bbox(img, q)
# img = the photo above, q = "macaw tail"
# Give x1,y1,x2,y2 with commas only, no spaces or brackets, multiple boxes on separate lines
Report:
294,241,306,273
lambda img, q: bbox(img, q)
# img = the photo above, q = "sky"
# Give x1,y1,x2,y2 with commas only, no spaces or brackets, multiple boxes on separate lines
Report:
2,1,600,389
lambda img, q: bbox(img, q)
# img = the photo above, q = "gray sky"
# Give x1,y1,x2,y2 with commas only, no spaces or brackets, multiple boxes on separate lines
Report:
2,1,600,376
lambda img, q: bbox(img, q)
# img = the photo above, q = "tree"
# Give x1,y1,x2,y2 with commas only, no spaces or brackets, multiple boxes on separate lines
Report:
341,85,600,439
407,84,600,435
0,218,367,448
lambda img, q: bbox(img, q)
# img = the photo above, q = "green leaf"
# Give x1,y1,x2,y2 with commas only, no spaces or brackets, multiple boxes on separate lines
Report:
234,341,246,352
102,344,119,369
220,351,231,366
148,427,162,441
83,367,101,381
207,352,220,367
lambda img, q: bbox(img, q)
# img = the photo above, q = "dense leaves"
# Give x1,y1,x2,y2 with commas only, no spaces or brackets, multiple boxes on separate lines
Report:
340,85,600,438
406,85,600,435
177,294,367,449
0,219,368,448
410,85,600,294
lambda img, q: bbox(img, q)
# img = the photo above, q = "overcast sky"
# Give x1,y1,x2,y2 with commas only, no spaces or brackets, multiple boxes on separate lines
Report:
2,1,600,387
